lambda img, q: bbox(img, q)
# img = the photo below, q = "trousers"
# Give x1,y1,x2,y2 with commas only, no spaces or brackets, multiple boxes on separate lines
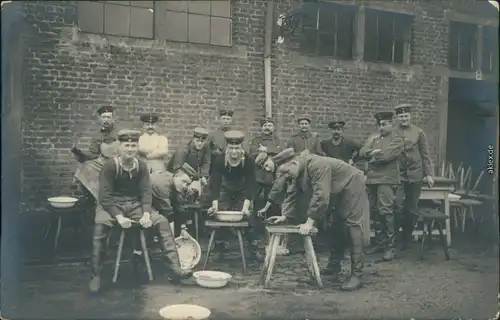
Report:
367,184,398,249
394,181,422,243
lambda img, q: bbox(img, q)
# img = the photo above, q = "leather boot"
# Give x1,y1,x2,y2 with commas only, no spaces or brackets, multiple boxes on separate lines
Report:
89,224,110,294
382,214,396,261
400,213,415,251
341,225,363,291
156,221,192,282
247,240,264,262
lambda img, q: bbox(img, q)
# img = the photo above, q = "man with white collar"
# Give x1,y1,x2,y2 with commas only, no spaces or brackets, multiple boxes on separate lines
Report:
286,116,323,155
89,130,191,294
207,130,263,262
267,148,368,291
138,113,169,174
393,104,435,250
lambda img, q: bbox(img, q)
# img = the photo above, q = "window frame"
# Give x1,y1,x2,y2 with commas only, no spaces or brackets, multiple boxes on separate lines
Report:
449,21,478,72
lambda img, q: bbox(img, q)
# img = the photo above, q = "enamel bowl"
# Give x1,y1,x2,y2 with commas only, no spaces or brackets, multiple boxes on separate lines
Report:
215,211,244,222
47,196,78,209
193,270,232,289
159,304,211,320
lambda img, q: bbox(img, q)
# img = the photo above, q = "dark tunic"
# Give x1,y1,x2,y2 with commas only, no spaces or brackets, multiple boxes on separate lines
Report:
98,158,153,218
209,154,256,209
286,132,324,155
81,127,117,161
320,137,362,162
171,140,211,178
248,133,282,185
207,127,230,156
359,131,404,185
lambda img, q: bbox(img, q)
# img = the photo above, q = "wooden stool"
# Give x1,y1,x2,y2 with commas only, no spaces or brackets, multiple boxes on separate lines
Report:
203,220,249,274
418,209,450,261
183,204,202,241
259,225,323,289
112,226,154,283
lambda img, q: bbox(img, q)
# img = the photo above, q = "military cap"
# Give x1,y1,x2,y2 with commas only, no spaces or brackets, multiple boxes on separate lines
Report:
260,117,275,126
395,104,412,115
328,120,346,129
117,129,141,142
193,127,209,139
219,109,234,117
272,148,296,166
374,112,394,123
297,116,311,123
140,113,159,123
97,105,113,115
178,163,199,181
224,130,245,145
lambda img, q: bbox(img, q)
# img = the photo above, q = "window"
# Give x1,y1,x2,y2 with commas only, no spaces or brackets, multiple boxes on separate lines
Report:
155,0,232,46
449,22,477,71
77,1,232,46
78,1,155,39
364,9,413,64
300,1,356,59
482,26,498,74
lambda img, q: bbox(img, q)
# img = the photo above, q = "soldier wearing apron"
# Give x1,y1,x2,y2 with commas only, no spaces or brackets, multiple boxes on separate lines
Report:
207,130,263,262
207,109,234,173
393,105,435,249
249,118,282,218
286,116,324,155
268,148,368,291
89,130,192,294
321,120,362,164
138,113,169,174
72,105,120,202
360,112,404,261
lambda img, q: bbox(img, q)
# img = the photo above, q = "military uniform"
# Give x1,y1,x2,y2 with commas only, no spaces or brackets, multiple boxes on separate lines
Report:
138,114,169,174
89,130,192,293
393,106,434,246
207,109,234,173
359,112,404,260
273,149,368,291
170,127,211,179
286,116,324,155
249,118,282,217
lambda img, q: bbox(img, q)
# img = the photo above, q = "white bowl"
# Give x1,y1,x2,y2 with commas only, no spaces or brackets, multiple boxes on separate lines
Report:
175,235,202,270
215,211,244,222
47,196,78,209
159,304,211,320
193,270,232,288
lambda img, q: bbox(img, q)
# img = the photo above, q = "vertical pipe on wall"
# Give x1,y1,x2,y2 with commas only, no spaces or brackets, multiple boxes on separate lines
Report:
264,0,274,118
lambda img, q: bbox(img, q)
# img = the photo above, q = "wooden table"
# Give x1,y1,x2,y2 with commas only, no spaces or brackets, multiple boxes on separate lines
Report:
419,186,454,246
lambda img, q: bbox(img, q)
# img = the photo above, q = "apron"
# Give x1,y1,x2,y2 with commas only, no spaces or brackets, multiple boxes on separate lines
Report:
138,134,167,174
74,141,120,200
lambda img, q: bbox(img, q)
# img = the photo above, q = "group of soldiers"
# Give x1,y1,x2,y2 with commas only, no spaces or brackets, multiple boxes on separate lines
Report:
70,104,434,294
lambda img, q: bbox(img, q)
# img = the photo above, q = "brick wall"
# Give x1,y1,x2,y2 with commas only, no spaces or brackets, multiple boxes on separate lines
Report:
19,0,487,212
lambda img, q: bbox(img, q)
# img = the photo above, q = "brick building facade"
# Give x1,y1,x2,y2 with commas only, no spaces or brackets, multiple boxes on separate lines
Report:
13,0,498,212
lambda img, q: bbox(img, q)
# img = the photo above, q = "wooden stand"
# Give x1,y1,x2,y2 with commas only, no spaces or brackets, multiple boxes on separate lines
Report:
259,225,323,289
112,227,153,283
203,220,249,274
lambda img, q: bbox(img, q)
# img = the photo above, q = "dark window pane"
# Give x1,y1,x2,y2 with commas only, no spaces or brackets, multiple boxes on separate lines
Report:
377,38,393,63
162,11,188,41
188,14,210,44
459,46,474,71
318,3,336,31
482,26,498,73
302,2,318,29
188,0,211,15
210,17,231,46
393,40,405,64
364,31,378,62
211,0,231,17
166,0,188,12
130,1,153,8
449,45,459,69
78,1,104,34
130,7,153,38
318,32,335,56
104,3,130,37
365,9,378,39
336,30,353,58
394,14,412,41
300,27,318,55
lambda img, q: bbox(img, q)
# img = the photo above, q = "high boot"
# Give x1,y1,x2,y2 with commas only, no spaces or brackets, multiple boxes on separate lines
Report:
400,213,416,251
382,214,396,261
156,221,192,283
247,240,264,262
89,224,110,294
341,225,363,291
324,223,346,281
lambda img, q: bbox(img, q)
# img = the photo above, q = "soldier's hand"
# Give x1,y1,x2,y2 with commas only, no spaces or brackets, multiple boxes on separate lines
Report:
139,212,153,228
257,207,268,218
207,207,217,216
370,149,382,155
258,144,267,153
348,159,354,165
425,175,435,188
266,215,286,224
201,177,208,186
116,215,133,229
180,228,190,239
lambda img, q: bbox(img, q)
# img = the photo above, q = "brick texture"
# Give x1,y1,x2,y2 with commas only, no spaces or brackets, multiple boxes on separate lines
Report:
19,0,490,212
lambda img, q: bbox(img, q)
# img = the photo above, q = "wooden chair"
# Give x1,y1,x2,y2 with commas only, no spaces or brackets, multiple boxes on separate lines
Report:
259,225,323,289
417,208,450,261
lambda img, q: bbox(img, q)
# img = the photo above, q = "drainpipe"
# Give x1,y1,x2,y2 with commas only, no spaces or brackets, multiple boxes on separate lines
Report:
264,0,274,118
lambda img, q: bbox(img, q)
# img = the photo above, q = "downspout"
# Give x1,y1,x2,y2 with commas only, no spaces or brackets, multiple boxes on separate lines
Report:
264,0,274,118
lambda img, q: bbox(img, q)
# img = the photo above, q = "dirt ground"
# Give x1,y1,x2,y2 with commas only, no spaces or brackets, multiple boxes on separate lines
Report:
3,238,499,320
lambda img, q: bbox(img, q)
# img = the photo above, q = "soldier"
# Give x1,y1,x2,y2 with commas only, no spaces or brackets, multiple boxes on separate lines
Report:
359,112,404,261
268,148,368,291
89,130,192,294
286,116,323,155
207,130,263,262
249,118,282,218
207,109,234,171
138,113,169,174
72,105,120,202
393,104,435,250
321,120,362,165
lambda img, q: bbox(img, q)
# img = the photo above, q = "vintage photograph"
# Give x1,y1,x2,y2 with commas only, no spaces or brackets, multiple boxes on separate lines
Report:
1,0,499,319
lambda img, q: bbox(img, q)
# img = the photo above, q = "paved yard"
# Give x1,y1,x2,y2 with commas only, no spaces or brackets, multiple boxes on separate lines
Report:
4,240,499,320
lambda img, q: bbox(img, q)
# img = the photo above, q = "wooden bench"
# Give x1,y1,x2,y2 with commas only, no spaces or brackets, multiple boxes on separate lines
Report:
259,225,323,289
